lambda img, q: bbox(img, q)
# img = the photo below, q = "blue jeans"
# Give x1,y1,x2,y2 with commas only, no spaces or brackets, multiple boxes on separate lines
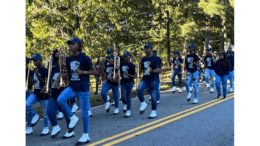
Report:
57,87,90,133
229,71,234,89
215,74,229,96
101,82,119,108
198,70,205,81
137,80,158,110
205,68,215,89
185,71,199,99
58,97,76,112
121,82,134,110
146,81,160,101
47,97,70,127
26,93,49,127
172,70,182,88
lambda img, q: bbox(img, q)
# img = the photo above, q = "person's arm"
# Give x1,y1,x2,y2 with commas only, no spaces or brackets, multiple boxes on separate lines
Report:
34,68,45,86
193,55,200,68
124,65,137,78
212,55,217,63
176,58,183,66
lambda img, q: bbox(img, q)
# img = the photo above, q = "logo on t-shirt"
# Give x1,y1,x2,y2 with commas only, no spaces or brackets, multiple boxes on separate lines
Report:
187,57,194,69
206,57,212,67
51,73,60,88
34,72,41,89
143,61,151,75
70,61,80,81
174,60,179,69
106,67,113,79
122,66,129,79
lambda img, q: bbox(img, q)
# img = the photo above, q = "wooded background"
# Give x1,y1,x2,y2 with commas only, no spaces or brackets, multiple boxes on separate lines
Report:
26,0,234,67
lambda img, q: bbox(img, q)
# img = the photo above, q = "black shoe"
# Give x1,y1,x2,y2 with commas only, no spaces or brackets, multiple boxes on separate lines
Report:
89,114,93,118
216,94,221,99
222,96,226,99
75,140,90,145
57,117,63,120
123,110,126,113
172,91,175,93
51,130,61,138
94,92,98,95
187,98,191,102
62,134,74,139
149,99,151,101
40,132,50,137
106,106,110,113
124,115,131,118
140,110,145,115
31,118,40,127
207,87,210,89
148,116,157,119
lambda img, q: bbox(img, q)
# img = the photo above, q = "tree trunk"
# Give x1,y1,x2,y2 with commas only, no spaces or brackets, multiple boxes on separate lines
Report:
166,10,170,68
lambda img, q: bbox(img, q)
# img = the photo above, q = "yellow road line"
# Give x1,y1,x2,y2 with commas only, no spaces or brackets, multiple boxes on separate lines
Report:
103,95,234,146
87,93,234,146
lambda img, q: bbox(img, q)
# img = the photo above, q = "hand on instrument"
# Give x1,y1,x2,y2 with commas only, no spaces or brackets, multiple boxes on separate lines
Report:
34,68,38,75
54,78,60,88
115,73,119,78
41,86,47,93
62,74,68,81
148,67,153,73
123,71,128,76
75,69,84,75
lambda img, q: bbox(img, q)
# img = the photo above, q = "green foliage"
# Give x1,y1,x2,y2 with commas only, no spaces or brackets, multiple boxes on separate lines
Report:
26,0,234,65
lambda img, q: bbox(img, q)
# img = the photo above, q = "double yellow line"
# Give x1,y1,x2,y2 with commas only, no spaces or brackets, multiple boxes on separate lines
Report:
88,93,234,146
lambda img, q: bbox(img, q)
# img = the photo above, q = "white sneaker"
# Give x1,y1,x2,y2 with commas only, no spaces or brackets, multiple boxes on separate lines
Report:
71,104,78,113
77,133,90,144
199,79,202,82
210,88,214,93
187,93,192,102
229,88,234,93
62,131,75,139
207,83,210,88
31,114,39,127
68,115,79,132
123,105,127,113
157,101,160,104
107,95,110,101
88,110,92,117
125,110,131,118
105,102,110,113
114,108,119,115
193,98,198,104
190,87,193,92
26,127,33,135
173,86,176,91
57,112,63,120
112,101,115,106
41,127,50,136
203,81,205,83
140,101,147,114
149,110,157,119
148,95,151,101
179,89,183,93
51,125,61,138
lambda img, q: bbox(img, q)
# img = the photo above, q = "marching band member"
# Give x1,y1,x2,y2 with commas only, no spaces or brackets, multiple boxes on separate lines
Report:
171,51,183,93
101,54,120,114
26,54,50,136
226,50,234,93
42,49,73,139
26,56,33,99
204,48,217,93
120,51,136,118
55,37,97,145
185,44,201,104
138,43,161,119
214,52,231,99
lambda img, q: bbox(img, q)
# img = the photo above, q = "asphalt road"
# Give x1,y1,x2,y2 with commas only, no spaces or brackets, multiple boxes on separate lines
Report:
26,82,234,146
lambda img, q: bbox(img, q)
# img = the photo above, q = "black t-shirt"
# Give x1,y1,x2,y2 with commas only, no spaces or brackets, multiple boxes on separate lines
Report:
120,62,135,85
141,56,161,82
186,54,200,73
66,53,93,92
172,58,183,70
105,64,118,86
204,55,216,69
33,67,49,100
